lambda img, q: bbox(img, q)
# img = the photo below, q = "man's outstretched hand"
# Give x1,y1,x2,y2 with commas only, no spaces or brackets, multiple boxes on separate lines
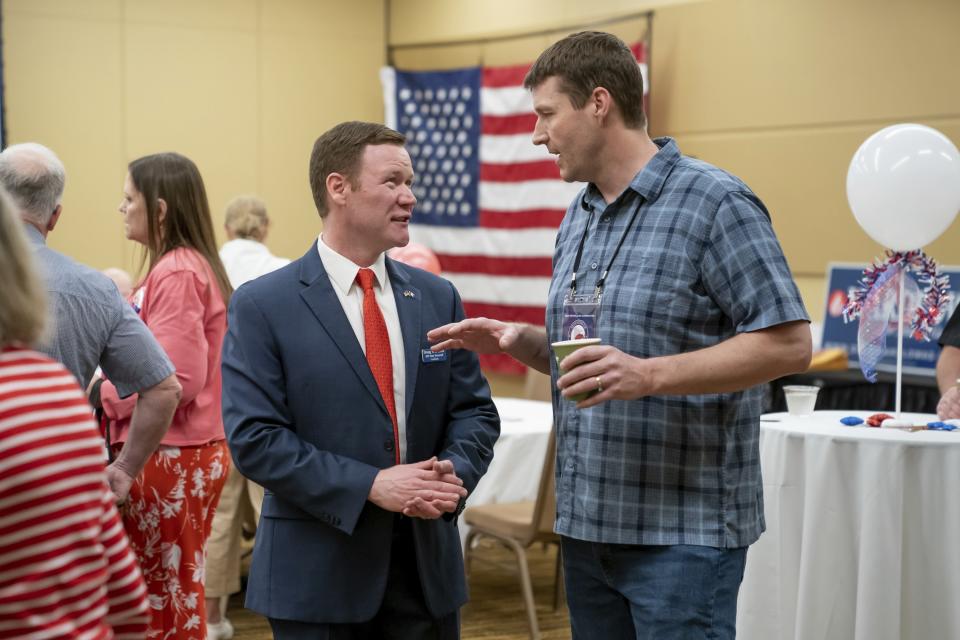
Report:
427,318,518,355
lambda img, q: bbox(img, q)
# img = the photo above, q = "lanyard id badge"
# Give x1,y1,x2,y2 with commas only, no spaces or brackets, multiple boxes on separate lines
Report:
564,195,643,342
562,291,602,341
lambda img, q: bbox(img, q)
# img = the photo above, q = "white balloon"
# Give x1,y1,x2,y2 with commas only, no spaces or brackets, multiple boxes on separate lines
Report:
846,124,960,250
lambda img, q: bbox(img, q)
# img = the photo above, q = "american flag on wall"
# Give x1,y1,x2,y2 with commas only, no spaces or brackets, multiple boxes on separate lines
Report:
382,43,648,374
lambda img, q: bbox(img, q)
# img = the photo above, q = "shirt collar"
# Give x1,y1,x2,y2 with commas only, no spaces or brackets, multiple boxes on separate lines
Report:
316,234,389,295
226,238,269,253
581,136,681,211
23,223,46,247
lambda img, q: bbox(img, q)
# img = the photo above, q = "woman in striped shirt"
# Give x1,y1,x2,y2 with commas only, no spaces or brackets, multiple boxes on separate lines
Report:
0,187,149,638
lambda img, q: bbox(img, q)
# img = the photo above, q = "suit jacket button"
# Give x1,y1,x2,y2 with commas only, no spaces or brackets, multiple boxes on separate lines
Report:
384,440,395,452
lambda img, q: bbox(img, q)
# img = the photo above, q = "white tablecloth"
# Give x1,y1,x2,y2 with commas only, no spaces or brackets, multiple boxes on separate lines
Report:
737,411,960,640
460,397,553,547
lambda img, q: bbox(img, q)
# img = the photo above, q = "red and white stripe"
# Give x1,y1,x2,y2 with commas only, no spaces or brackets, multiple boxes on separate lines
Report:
0,348,148,639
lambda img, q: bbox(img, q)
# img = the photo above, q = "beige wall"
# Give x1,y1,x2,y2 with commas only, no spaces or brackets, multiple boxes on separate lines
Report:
390,0,960,319
389,0,960,396
6,0,959,398
3,0,385,275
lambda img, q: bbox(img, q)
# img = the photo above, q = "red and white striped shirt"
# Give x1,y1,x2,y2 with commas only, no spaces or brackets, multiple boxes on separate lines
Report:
0,347,149,639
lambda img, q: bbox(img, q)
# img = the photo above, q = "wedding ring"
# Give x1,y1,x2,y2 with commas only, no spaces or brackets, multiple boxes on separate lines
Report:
596,376,603,393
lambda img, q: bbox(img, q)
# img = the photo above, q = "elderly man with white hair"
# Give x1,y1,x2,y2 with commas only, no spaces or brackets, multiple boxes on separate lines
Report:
0,142,181,502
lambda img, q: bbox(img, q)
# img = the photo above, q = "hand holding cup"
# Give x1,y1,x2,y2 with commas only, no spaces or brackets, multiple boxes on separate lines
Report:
552,338,602,402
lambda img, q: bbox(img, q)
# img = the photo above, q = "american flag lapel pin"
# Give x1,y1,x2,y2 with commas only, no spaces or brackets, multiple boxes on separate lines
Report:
402,290,415,298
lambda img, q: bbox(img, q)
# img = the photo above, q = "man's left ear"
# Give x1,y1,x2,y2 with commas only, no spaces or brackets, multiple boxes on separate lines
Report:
157,198,167,225
591,87,613,123
47,204,63,233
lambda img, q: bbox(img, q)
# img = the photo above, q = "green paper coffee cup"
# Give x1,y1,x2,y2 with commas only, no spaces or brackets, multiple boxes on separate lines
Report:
551,338,602,402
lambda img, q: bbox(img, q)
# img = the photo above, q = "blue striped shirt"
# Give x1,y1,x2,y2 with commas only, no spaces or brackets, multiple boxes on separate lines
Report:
547,138,809,547
25,225,174,396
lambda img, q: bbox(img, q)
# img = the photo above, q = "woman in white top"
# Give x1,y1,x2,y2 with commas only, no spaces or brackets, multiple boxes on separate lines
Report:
207,195,289,639
218,195,290,289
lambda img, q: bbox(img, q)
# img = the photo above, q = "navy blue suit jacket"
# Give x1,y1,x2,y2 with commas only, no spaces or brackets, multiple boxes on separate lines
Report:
221,243,500,623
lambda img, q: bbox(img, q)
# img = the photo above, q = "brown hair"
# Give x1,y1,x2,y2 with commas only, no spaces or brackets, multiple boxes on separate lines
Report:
309,121,406,218
224,195,269,242
128,152,233,304
523,31,647,129
0,187,47,347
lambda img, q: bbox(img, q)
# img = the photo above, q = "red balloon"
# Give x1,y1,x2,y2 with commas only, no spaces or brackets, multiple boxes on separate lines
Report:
389,242,442,275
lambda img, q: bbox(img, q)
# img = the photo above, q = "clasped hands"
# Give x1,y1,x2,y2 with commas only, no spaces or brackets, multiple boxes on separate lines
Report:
368,457,467,519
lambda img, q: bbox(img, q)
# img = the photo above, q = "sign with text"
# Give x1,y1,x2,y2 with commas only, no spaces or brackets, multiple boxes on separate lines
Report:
821,262,960,377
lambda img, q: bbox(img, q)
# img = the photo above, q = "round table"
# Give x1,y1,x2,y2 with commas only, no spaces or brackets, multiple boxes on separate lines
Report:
737,410,960,640
460,397,553,548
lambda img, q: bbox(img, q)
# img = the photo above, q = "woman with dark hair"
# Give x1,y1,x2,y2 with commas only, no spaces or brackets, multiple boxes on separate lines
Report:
96,152,232,639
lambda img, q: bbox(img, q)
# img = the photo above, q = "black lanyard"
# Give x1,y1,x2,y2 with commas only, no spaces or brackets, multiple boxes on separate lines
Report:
568,195,644,298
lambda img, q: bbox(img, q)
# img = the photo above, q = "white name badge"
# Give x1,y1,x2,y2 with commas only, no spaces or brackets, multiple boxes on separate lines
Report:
562,292,602,341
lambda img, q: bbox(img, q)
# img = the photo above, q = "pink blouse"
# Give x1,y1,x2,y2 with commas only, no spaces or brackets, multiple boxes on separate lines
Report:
101,247,227,446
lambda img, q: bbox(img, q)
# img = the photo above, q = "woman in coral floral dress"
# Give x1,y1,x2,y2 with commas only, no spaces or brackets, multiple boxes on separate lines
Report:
97,152,232,638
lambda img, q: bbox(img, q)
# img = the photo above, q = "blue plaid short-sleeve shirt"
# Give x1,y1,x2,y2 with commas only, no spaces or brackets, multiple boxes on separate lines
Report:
547,138,809,548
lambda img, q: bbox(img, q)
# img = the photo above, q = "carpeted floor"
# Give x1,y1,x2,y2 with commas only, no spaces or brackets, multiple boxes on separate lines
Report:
229,540,571,639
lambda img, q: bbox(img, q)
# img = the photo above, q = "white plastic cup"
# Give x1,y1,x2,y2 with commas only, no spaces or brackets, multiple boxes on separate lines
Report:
783,385,820,416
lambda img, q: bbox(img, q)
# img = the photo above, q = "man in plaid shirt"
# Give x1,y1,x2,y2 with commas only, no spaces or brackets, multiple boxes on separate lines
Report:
429,31,811,639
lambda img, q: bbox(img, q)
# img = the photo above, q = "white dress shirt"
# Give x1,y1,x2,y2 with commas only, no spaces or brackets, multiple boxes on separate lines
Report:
220,238,291,289
317,235,408,463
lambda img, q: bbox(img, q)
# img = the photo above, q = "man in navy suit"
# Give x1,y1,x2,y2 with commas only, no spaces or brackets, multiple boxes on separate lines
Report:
221,121,500,639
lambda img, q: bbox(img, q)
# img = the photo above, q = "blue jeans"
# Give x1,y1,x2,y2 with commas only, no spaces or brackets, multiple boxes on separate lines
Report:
561,537,748,640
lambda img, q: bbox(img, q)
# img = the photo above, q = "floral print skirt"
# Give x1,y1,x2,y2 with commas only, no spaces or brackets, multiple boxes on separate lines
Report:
118,440,229,639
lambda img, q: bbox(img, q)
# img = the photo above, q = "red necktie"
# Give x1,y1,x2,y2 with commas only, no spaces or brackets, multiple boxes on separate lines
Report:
356,268,399,464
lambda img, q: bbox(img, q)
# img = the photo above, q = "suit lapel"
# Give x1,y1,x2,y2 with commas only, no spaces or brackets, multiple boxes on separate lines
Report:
387,259,421,421
298,243,389,417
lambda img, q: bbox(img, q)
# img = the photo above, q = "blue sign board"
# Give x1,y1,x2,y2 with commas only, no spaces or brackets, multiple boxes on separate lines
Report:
821,262,960,377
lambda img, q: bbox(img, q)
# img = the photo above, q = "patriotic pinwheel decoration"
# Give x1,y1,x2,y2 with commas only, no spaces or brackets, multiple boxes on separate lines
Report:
842,251,950,382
